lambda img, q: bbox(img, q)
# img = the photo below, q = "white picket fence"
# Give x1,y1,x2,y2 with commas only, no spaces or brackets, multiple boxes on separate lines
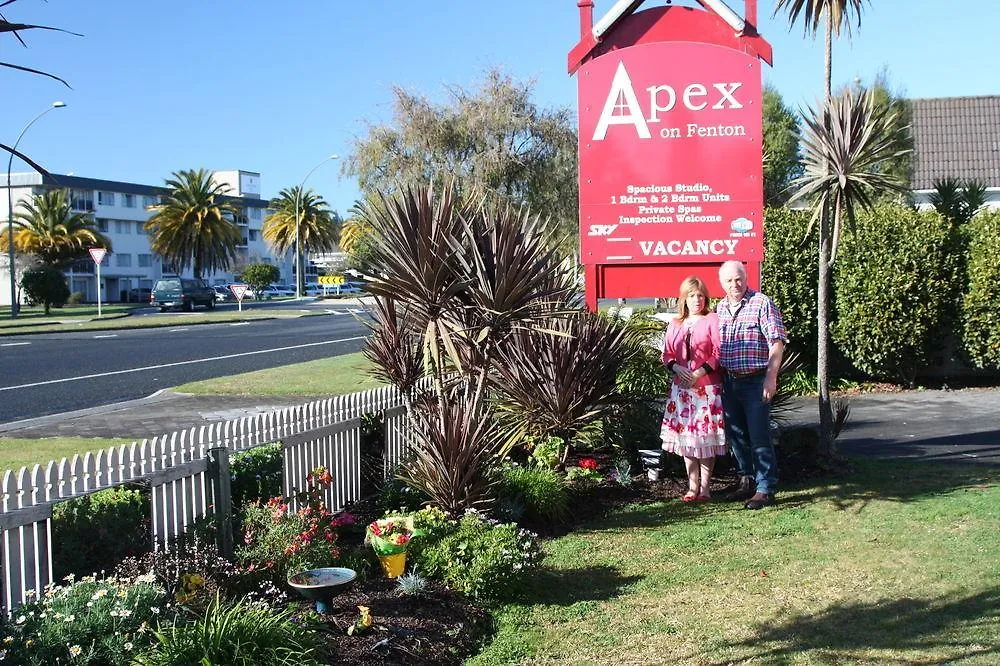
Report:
0,384,417,614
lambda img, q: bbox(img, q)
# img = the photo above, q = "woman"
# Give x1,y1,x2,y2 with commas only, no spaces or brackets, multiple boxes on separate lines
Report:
661,276,726,501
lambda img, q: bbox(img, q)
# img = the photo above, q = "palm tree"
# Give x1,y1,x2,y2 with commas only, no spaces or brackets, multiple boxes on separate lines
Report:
774,0,869,454
145,169,242,279
1,189,111,267
790,88,910,454
262,186,339,291
337,218,372,255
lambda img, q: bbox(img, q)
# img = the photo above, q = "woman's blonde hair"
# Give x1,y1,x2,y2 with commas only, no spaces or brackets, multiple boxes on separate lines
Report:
677,276,711,320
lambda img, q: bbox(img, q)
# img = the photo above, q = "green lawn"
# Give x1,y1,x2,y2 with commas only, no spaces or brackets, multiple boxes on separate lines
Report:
472,460,999,665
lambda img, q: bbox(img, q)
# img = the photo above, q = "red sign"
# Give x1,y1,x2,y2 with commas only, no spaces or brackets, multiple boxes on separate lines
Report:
578,41,763,267
229,284,249,301
88,247,107,264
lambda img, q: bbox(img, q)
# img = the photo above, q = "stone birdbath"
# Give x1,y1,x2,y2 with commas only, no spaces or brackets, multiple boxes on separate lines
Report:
287,567,357,613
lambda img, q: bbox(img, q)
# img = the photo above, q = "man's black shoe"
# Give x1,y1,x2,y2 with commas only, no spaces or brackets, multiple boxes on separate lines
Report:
723,476,756,502
745,493,775,510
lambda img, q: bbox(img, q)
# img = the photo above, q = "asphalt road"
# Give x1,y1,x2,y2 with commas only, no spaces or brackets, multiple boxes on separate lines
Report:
0,307,371,424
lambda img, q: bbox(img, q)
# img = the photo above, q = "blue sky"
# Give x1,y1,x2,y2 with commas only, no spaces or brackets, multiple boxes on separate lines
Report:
3,0,996,214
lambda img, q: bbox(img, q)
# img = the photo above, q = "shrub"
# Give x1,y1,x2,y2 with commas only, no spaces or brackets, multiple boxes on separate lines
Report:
959,210,1000,369
67,291,85,305
0,574,164,666
231,444,283,512
133,595,325,666
496,463,569,524
239,262,281,298
20,265,69,314
238,468,354,581
52,486,151,579
762,206,819,370
832,203,959,384
415,512,542,601
114,539,285,610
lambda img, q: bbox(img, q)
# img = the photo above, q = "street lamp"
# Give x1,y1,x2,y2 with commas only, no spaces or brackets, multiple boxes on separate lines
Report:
294,154,338,299
7,101,67,318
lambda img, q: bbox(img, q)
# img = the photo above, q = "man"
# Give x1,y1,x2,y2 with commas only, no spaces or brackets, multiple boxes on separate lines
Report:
716,260,786,509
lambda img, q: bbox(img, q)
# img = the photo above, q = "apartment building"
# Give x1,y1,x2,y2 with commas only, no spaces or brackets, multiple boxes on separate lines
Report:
0,170,306,305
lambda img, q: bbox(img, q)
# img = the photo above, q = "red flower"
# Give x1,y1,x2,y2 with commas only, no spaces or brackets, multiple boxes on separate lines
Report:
579,458,598,470
666,401,677,414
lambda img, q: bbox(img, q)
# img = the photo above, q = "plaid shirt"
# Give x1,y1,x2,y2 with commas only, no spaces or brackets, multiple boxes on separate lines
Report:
716,288,787,376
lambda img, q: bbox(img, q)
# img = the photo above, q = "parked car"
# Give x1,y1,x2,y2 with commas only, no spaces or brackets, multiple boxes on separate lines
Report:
212,285,234,302
150,277,216,312
126,287,152,303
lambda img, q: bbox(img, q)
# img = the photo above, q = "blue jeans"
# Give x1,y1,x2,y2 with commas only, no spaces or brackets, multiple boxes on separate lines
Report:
722,374,778,494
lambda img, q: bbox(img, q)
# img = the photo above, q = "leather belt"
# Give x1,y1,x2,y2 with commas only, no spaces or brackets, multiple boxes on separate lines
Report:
726,368,767,379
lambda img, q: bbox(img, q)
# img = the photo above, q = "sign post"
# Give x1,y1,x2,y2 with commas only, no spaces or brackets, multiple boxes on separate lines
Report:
318,274,345,296
569,1,773,308
229,283,249,312
88,248,107,317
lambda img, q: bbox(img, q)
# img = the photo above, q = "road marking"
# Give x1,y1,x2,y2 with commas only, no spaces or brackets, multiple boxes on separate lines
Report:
0,335,368,392
93,334,118,339
0,342,31,347
229,322,250,327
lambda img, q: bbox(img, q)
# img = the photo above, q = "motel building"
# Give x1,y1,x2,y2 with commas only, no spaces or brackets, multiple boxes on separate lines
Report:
0,170,316,306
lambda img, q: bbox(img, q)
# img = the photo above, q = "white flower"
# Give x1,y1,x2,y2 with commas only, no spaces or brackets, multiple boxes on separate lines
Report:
64,614,75,622
124,642,133,650
92,589,108,599
150,606,160,614
86,601,93,607
0,650,6,659
15,615,25,625
69,645,82,657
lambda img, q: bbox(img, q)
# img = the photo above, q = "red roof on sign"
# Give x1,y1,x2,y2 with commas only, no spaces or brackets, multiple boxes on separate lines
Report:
568,1,773,75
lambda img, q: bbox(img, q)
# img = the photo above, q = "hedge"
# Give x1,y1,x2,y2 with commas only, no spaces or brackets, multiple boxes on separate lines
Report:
761,206,819,366
832,203,958,384
959,210,1000,369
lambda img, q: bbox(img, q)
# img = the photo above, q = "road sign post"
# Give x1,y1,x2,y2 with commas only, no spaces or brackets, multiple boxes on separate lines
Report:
88,248,107,317
230,283,249,312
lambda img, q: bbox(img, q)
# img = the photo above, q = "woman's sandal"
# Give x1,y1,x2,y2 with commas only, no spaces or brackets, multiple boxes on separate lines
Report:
681,491,700,502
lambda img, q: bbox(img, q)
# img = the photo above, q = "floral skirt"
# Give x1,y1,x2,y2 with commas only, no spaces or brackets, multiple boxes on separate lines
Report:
661,382,727,458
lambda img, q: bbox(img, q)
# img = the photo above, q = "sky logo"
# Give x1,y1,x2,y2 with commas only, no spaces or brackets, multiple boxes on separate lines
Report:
730,217,753,233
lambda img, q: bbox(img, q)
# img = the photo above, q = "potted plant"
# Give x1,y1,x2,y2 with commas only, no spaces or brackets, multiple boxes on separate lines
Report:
365,516,415,578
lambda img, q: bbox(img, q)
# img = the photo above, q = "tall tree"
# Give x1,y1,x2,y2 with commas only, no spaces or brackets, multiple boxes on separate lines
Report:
791,89,910,452
262,186,340,290
762,85,802,207
345,68,579,254
774,0,869,454
2,189,111,267
145,169,241,279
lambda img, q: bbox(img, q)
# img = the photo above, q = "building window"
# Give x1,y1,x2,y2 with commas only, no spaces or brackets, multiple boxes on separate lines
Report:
249,207,262,220
138,253,152,268
122,193,136,208
70,189,94,211
116,254,132,267
114,220,132,234
143,195,159,208
98,191,115,206
101,256,110,267
136,221,147,235
95,218,109,232
248,229,259,242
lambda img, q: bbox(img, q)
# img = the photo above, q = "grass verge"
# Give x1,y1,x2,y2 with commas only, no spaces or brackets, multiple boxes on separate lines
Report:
175,351,382,396
0,437,137,472
471,460,1000,665
0,352,382,471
